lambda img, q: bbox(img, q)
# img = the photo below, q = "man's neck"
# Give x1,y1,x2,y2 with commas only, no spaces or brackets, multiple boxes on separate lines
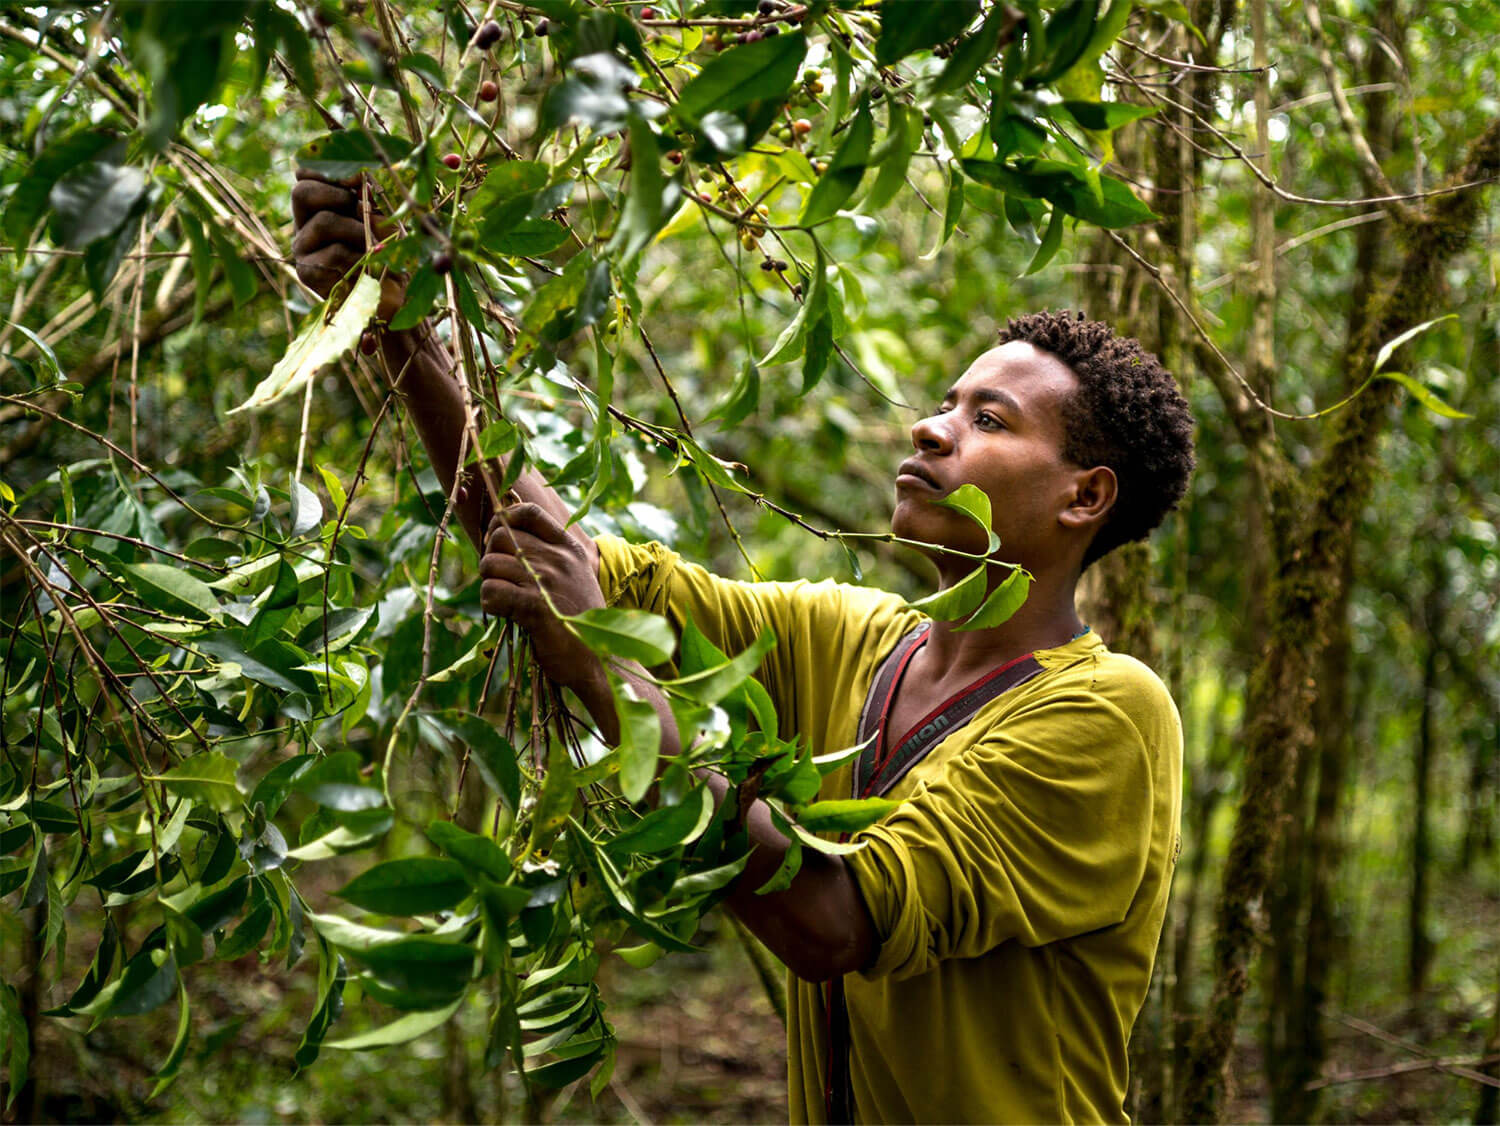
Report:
919,567,1085,684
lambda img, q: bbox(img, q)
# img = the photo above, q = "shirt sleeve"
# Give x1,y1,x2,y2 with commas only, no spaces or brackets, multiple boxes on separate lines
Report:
846,670,1162,982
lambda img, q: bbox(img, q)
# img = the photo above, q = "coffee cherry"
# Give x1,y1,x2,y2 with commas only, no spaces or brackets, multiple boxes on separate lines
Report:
640,5,656,18
473,19,502,49
442,152,462,170
534,18,550,36
359,329,379,355
760,258,774,271
479,79,499,102
792,118,812,136
433,251,454,274
666,150,684,165
758,0,775,12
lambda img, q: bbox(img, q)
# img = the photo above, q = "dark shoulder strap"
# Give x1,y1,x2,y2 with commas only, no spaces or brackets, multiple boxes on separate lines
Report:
852,625,929,799
862,652,1045,798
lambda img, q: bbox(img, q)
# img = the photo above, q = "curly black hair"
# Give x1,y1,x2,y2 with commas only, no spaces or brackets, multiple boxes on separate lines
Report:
997,310,1196,568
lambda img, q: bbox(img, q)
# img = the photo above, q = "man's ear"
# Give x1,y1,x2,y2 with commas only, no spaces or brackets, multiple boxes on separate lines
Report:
1058,465,1117,534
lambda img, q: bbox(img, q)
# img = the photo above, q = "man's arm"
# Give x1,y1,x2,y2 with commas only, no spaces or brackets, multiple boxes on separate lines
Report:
290,170,590,560
293,171,876,983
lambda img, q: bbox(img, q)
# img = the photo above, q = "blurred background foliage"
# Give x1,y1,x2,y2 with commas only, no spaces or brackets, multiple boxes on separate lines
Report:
0,0,1498,1122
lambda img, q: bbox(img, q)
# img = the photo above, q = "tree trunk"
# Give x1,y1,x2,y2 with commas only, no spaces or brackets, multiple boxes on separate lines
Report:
1180,113,1500,1126
1409,567,1443,997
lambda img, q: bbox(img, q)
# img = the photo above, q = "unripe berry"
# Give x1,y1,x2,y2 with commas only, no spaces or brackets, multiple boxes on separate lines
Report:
442,152,462,170
473,19,502,49
479,79,499,102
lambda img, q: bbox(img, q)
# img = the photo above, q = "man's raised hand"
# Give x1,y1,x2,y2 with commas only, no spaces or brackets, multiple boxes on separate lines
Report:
290,170,404,320
480,503,607,691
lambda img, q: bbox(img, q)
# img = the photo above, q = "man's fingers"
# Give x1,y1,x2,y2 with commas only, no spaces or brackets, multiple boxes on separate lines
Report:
478,553,528,583
292,177,359,226
486,502,571,548
296,244,359,293
292,210,369,258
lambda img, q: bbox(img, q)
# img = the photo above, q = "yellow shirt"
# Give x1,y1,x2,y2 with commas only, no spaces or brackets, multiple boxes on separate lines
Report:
596,535,1183,1124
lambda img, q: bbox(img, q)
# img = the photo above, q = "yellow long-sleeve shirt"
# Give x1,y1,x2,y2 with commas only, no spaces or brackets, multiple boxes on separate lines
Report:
596,534,1182,1124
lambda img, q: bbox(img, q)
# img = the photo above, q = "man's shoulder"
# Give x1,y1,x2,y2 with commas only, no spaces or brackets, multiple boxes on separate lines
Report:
1025,637,1179,735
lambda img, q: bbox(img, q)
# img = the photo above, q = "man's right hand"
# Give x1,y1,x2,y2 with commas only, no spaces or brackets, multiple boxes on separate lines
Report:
290,170,405,321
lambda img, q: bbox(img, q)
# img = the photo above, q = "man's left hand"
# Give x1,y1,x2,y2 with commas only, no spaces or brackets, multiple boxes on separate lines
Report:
479,503,605,691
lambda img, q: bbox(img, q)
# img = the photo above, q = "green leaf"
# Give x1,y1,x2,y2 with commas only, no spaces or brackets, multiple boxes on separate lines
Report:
955,567,1031,631
296,130,414,179
1029,0,1101,84
934,482,995,542
105,948,179,1018
906,563,989,621
1373,313,1457,373
876,0,979,65
294,937,348,1073
529,740,577,852
292,480,323,538
796,797,902,834
436,712,522,812
615,682,663,803
4,128,117,257
153,752,242,814
244,556,299,648
389,264,442,332
427,820,512,883
800,95,875,227
228,273,383,414
1024,204,1066,275
1059,100,1158,131
567,607,676,667
614,942,663,968
1376,371,1471,420
607,785,714,855
347,937,474,1010
658,627,776,706
335,857,471,916
610,117,681,262
328,994,465,1050
708,358,761,425
933,2,1018,94
674,33,808,121
1,983,29,1108
122,562,221,621
148,983,191,1098
961,158,1156,228
48,159,149,250
866,104,924,211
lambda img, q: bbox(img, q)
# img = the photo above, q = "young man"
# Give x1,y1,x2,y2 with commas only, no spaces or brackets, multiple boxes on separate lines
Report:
293,172,1195,1123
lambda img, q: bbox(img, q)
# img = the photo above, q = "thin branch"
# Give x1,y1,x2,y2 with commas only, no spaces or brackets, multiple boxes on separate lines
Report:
1301,0,1413,221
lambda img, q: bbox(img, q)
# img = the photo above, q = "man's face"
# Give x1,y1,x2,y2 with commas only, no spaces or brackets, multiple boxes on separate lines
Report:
891,341,1089,573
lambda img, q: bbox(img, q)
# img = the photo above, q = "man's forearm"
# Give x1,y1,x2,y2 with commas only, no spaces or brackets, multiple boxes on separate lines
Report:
698,769,879,983
378,324,492,550
571,655,878,983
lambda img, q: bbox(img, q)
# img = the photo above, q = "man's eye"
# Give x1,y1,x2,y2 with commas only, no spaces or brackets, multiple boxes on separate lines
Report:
976,412,1003,430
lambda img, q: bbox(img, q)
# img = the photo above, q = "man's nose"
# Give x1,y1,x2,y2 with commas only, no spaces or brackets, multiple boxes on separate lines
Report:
911,413,954,453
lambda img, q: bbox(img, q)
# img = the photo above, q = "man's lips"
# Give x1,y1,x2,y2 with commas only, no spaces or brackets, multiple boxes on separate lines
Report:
895,459,942,490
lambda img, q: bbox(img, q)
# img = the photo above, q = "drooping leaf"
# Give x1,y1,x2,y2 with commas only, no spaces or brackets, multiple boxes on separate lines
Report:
796,797,903,834
153,753,242,814
614,682,663,803
327,994,465,1050
674,33,807,121
800,95,875,227
567,607,676,667
228,273,383,414
121,562,221,621
296,131,414,179
427,820,512,883
955,567,1032,631
48,159,149,250
335,857,471,916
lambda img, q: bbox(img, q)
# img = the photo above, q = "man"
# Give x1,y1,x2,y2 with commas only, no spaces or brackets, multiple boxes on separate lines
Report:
293,171,1195,1123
